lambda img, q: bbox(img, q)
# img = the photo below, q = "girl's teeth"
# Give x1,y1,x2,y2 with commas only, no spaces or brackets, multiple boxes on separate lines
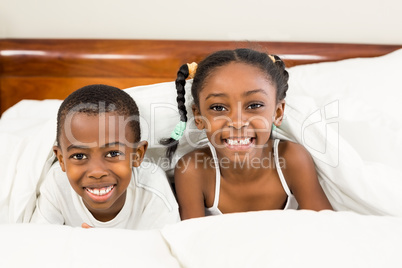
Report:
86,185,113,196
227,138,251,145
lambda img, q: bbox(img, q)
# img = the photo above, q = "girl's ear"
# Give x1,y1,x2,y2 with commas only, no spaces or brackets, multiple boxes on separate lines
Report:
192,104,205,130
273,100,286,127
53,145,66,172
132,141,148,167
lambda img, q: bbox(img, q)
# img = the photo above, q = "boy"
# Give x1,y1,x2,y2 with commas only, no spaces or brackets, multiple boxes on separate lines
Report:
31,84,180,229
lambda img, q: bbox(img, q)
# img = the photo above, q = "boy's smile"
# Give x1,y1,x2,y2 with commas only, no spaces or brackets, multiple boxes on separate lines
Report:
84,185,115,202
54,112,147,222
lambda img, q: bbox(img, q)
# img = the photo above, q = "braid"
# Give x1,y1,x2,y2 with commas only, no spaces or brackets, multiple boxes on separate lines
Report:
272,55,289,101
175,64,189,122
160,64,190,161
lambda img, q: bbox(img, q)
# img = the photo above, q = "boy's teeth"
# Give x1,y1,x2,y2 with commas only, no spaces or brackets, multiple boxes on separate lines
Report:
86,185,113,196
226,138,251,146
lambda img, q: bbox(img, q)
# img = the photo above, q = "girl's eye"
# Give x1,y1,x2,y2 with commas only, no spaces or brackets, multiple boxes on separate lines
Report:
71,153,87,160
106,151,123,158
211,105,227,112
247,103,263,110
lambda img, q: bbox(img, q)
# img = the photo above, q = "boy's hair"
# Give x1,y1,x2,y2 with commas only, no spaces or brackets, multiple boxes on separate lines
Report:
161,48,289,160
56,84,141,145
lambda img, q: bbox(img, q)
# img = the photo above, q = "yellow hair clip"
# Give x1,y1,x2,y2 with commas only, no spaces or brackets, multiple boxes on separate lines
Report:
187,62,198,79
268,55,276,63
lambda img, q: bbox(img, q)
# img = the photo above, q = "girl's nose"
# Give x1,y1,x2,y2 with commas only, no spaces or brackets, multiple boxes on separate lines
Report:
227,104,249,129
227,120,249,129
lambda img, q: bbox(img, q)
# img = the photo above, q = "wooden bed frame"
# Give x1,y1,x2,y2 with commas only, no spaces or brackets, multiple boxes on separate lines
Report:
1,39,401,115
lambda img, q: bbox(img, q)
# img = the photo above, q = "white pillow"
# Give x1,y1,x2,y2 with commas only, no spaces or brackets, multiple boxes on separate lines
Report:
124,81,206,177
287,49,402,172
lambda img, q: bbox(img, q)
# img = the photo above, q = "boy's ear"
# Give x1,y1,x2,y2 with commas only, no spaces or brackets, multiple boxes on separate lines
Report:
53,145,66,172
273,100,286,127
192,104,205,130
131,141,148,167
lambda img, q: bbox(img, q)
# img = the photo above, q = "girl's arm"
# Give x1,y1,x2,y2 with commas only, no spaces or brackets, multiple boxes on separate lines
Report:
174,153,206,220
280,142,333,211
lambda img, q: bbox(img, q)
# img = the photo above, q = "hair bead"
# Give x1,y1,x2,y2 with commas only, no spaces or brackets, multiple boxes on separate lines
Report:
170,121,186,140
187,62,198,79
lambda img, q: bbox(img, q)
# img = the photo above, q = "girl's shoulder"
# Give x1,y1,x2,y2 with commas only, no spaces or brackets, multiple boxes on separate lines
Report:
277,140,312,163
276,139,317,190
275,139,333,210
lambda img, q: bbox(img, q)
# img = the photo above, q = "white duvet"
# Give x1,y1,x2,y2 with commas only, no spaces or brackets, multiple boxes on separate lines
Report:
0,49,402,267
1,210,402,267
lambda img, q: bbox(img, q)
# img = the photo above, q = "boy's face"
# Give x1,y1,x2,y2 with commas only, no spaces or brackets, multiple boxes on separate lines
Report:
54,112,147,222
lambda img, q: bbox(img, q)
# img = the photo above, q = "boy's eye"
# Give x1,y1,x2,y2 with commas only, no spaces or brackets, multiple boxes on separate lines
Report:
211,105,227,112
71,153,87,160
106,151,123,158
247,103,263,109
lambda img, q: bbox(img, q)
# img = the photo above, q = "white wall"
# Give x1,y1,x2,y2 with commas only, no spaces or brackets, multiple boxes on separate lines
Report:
1,0,401,44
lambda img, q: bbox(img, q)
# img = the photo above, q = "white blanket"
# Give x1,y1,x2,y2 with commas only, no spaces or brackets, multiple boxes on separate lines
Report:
1,210,402,268
0,100,61,223
283,48,402,215
275,94,402,215
0,223,181,268
161,210,402,268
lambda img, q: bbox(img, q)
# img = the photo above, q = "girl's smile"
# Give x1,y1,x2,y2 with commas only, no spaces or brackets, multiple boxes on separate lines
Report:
224,137,254,148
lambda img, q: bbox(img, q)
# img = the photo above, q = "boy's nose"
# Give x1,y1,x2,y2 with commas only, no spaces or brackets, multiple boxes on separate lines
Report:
87,160,108,179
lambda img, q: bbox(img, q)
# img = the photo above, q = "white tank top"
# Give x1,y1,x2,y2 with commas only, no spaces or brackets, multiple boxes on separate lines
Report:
205,139,299,216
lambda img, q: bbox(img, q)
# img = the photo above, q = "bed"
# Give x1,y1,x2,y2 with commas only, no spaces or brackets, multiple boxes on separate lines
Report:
1,39,402,267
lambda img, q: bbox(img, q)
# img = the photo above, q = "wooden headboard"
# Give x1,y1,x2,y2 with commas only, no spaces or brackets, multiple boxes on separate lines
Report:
1,39,401,115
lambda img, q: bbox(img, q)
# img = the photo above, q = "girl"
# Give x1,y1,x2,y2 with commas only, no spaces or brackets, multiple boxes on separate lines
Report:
162,49,332,220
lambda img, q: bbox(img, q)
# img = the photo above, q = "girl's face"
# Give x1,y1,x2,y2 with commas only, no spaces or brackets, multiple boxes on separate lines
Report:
194,62,284,161
54,112,147,222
